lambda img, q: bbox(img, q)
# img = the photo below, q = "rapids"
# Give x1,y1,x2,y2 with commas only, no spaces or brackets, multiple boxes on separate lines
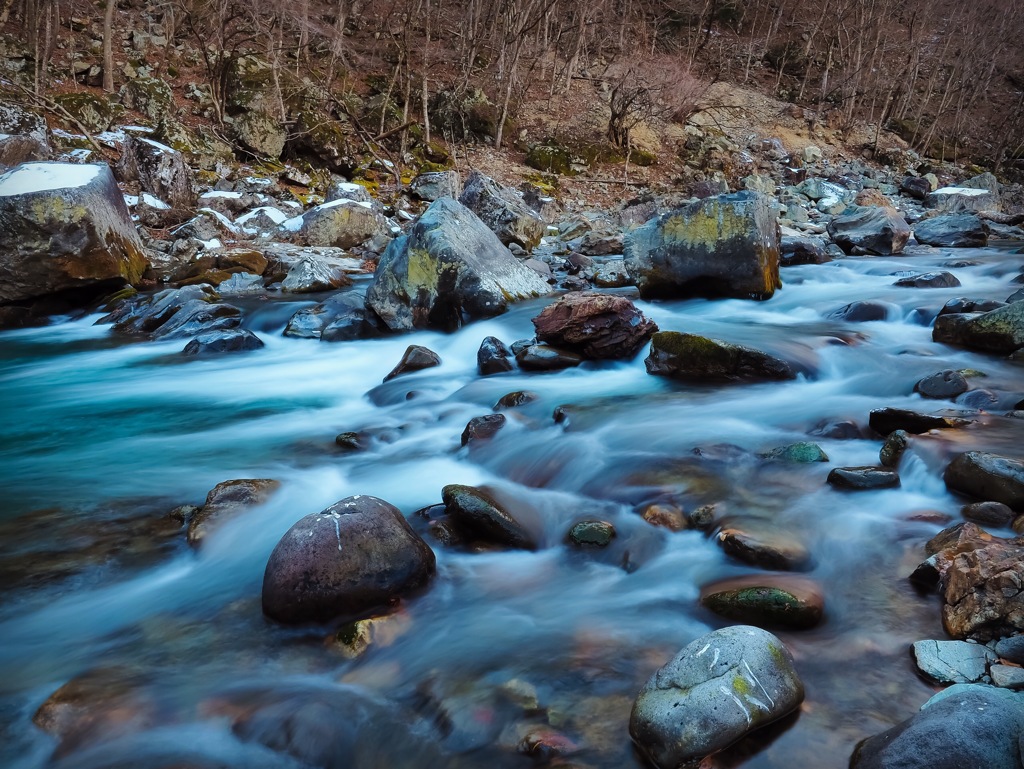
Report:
1,244,1022,768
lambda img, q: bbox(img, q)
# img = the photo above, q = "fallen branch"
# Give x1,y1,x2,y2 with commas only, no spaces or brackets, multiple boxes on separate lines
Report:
572,178,650,186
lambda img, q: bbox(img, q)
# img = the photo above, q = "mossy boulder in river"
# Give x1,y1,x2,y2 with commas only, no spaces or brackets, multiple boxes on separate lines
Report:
366,197,551,331
700,575,824,629
629,625,804,769
262,495,436,624
957,301,1024,354
0,162,147,307
645,331,796,382
624,190,781,300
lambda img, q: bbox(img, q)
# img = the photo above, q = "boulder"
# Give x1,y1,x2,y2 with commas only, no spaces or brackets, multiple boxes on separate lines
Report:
106,284,241,340
515,344,583,371
893,271,961,289
827,466,900,490
325,180,373,204
932,313,980,346
116,135,196,212
868,407,971,435
939,297,1006,316
410,171,460,201
567,520,616,547
624,191,781,300
962,501,1015,527
828,301,892,322
911,640,996,684
915,370,969,399
262,495,436,624
187,478,280,546
944,452,1024,509
232,110,286,159
991,665,1024,689
849,685,1024,769
182,328,264,356
914,214,989,248
879,430,910,468
827,205,911,255
0,102,51,168
700,575,824,629
477,336,514,375
926,186,1000,214
457,170,545,251
645,331,795,382
280,199,389,250
441,484,537,550
629,625,804,769
900,176,931,201
286,109,357,173
715,519,811,570
118,77,174,121
531,293,657,360
0,162,147,304
281,256,354,293
461,413,506,446
366,197,550,331
958,302,1024,354
383,345,441,382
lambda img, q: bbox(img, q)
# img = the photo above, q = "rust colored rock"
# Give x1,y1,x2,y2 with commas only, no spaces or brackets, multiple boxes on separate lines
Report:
532,292,657,359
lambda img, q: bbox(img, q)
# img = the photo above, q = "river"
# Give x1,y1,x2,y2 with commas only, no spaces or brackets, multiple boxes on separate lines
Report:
1,243,1022,768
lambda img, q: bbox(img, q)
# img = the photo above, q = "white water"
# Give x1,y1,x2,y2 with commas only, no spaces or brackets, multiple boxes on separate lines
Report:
0,246,1022,768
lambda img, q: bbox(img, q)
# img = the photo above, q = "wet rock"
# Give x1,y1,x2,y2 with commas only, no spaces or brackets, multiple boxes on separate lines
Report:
939,297,1007,316
187,478,280,546
441,484,537,550
915,370,969,399
868,407,970,435
334,432,365,452
879,430,910,468
962,502,1015,527
367,197,550,331
262,495,436,623
109,285,241,340
567,520,616,547
688,504,717,530
827,466,900,490
410,170,460,201
461,413,506,446
284,293,384,341
116,135,195,212
956,388,999,410
995,636,1024,664
811,419,864,439
944,452,1024,509
759,442,828,463
716,520,811,570
624,190,781,300
893,271,961,289
849,684,1024,769
217,272,265,296
911,639,996,684
515,344,583,371
827,206,911,255
914,214,989,248
700,575,824,630
182,328,264,356
531,292,657,359
645,331,795,382
281,199,389,249
281,256,354,293
458,170,545,250
932,312,979,345
629,625,804,769
990,664,1024,689
640,503,688,531
958,302,1024,354
384,345,441,382
477,336,514,375
828,301,891,322
0,162,147,306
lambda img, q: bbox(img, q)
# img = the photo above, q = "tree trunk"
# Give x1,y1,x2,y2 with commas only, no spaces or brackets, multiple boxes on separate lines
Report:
102,0,116,92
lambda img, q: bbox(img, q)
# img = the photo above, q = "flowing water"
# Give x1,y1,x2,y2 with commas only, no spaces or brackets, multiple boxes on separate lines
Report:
1,245,1022,768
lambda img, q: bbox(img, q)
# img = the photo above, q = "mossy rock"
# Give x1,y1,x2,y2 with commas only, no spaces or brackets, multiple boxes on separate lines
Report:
526,143,574,175
567,520,616,547
702,584,823,629
629,148,658,167
759,442,829,463
119,77,174,121
51,92,120,133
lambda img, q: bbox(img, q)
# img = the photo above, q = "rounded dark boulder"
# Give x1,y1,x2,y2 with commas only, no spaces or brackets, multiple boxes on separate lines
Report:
477,336,514,375
182,329,264,356
262,496,436,624
383,344,441,382
827,466,901,490
914,370,969,399
441,484,537,550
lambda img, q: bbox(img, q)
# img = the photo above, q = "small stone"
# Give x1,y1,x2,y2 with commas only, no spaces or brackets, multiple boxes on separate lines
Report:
335,432,364,452
914,370,969,399
962,501,1015,527
911,639,997,684
383,345,441,382
494,390,538,410
990,664,1024,689
880,430,910,468
994,636,1024,664
827,466,900,490
567,520,616,547
688,504,717,530
461,414,506,446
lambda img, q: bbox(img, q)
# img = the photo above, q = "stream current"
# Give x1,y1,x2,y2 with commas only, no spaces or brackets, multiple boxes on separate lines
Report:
1,244,1022,768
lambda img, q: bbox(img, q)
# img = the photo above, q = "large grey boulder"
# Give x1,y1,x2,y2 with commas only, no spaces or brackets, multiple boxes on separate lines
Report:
850,684,1024,769
0,162,147,304
410,170,460,201
280,198,389,250
624,191,781,300
262,495,436,624
926,182,1000,214
911,639,997,684
105,284,241,340
0,101,51,168
914,214,988,248
958,302,1024,354
232,110,286,159
827,205,911,255
116,135,196,212
366,196,551,331
458,170,545,250
629,625,804,768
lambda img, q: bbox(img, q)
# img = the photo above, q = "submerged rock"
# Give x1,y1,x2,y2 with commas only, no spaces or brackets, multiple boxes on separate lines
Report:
515,344,583,371
828,301,891,322
827,206,911,255
182,328,264,356
759,442,828,463
262,495,436,624
461,413,506,446
0,162,147,305
441,484,537,550
850,685,1024,769
894,271,961,289
716,519,811,570
532,292,657,359
645,331,795,382
187,478,280,546
915,370,969,399
700,575,824,629
624,190,781,300
366,197,550,331
827,466,900,490
567,520,616,547
629,625,804,768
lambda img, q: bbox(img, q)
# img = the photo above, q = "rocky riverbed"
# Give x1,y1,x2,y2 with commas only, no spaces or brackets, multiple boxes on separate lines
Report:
1,99,1024,769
